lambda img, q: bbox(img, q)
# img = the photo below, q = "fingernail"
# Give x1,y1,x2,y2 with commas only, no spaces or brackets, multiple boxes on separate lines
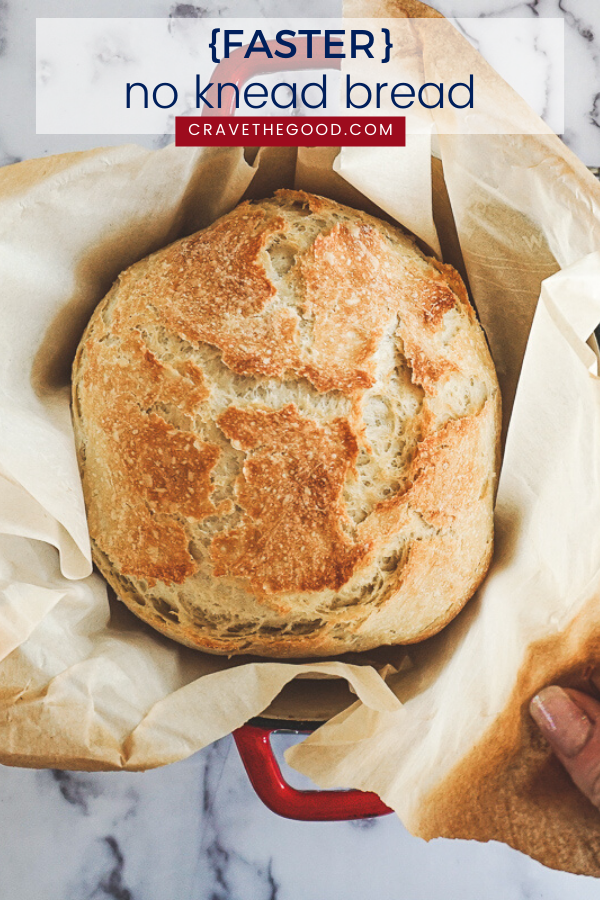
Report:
530,686,593,758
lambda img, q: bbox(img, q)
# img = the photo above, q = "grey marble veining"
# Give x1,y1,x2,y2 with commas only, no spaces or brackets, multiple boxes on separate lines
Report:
435,0,600,162
1,1,600,899
4,732,600,899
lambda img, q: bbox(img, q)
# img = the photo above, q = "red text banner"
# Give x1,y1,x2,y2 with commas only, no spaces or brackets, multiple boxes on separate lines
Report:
175,116,406,147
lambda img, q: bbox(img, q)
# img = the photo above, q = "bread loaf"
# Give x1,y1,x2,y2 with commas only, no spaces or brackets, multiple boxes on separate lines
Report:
72,190,500,657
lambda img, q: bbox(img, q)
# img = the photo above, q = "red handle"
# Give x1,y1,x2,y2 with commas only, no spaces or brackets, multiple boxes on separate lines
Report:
233,723,392,821
203,37,341,116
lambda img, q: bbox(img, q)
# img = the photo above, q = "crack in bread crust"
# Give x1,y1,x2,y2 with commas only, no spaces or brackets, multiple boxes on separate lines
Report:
211,404,368,594
72,190,501,657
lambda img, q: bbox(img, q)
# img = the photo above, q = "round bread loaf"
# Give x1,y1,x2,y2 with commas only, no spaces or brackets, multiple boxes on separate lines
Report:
72,190,500,658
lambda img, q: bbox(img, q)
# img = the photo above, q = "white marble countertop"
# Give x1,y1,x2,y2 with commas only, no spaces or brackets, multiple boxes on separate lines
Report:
1,1,600,898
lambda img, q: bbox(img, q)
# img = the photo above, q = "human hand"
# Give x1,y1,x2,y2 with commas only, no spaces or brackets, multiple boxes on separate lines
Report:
530,686,600,808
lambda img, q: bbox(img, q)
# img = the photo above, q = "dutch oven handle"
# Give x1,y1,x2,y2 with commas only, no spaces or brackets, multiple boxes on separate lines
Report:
233,724,392,821
202,36,341,117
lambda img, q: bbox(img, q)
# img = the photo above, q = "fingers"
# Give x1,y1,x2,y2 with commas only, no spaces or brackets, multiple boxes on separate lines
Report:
530,686,600,808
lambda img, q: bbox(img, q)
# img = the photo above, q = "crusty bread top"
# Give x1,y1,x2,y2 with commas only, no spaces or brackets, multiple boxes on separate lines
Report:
72,190,500,657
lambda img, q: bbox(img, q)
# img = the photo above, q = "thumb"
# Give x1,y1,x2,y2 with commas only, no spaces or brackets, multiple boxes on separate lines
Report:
530,685,600,808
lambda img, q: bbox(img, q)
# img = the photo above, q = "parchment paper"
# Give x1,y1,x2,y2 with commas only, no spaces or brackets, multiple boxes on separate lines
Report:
2,1,600,875
287,3,600,876
0,144,406,771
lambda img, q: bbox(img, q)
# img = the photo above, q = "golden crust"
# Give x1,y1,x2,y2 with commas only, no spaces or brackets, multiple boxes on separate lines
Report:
297,224,398,392
211,404,368,594
74,301,220,586
72,190,501,657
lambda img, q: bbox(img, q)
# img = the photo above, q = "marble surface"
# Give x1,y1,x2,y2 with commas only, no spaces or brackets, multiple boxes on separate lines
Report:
4,734,600,900
0,0,598,161
1,1,600,898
